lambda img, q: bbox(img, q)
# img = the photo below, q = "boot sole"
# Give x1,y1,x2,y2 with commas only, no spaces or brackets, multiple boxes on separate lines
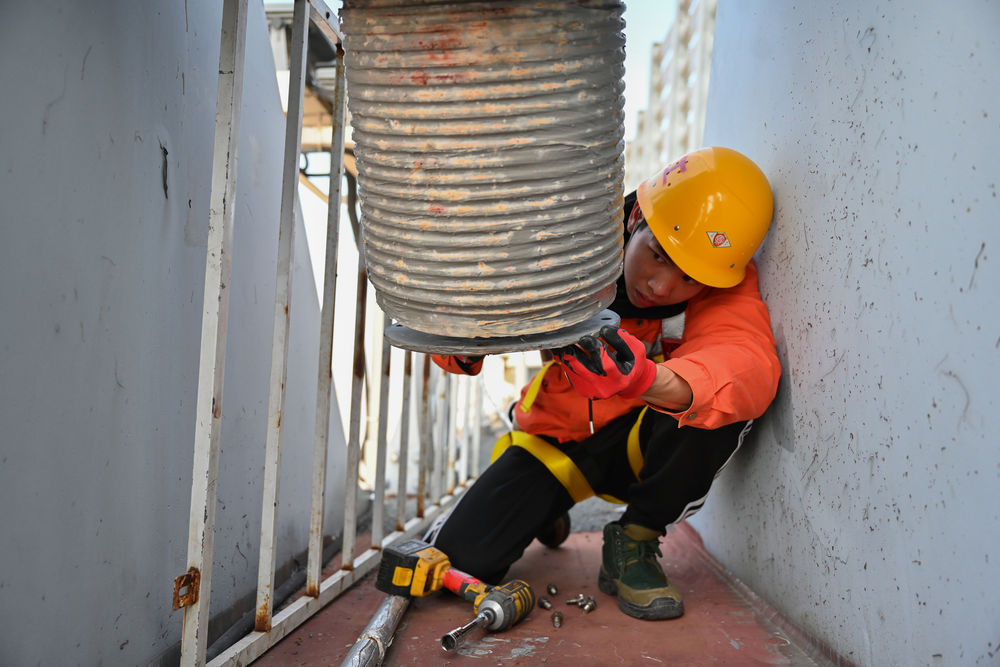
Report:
598,568,685,620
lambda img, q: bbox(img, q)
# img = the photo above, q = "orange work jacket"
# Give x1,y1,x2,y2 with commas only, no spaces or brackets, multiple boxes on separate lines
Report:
433,261,780,443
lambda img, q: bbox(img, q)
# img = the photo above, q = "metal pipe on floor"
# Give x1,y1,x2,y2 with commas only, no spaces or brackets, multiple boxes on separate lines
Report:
340,595,411,666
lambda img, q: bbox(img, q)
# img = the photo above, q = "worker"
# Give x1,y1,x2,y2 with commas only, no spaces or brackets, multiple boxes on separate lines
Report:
427,147,781,620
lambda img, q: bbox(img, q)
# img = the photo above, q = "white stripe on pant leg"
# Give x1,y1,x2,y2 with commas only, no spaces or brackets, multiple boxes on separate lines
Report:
671,419,754,526
423,508,453,544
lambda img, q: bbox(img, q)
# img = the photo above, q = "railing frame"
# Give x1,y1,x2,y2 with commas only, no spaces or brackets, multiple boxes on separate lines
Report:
177,2,483,665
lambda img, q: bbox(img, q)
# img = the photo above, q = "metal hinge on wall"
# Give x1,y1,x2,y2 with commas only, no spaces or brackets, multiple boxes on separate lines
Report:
173,567,201,610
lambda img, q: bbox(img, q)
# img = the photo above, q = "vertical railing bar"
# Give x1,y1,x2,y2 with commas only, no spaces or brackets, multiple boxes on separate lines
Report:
446,373,458,494
395,350,413,530
179,0,248,663
446,373,454,494
429,368,440,502
342,264,369,568
467,377,475,482
305,46,346,597
254,0,309,633
459,376,467,484
371,313,392,548
471,377,483,479
417,355,431,517
458,375,470,486
434,368,449,501
362,303,382,493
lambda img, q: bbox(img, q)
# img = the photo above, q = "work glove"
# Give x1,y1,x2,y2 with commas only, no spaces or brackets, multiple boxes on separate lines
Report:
452,354,485,374
552,326,657,400
433,353,485,375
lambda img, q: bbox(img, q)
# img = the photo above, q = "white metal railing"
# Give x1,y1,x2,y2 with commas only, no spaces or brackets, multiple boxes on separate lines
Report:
175,2,483,665
624,0,717,191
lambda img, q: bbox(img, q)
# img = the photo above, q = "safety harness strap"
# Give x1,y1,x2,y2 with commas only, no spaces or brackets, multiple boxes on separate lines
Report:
490,430,597,503
518,360,554,414
626,406,648,479
491,407,650,505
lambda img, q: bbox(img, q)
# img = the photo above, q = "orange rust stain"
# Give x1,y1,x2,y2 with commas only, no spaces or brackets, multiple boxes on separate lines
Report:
436,71,470,83
255,597,271,632
416,35,464,52
428,205,446,215
410,71,429,85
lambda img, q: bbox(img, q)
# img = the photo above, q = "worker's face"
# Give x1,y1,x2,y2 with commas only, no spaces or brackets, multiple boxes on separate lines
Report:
623,206,707,308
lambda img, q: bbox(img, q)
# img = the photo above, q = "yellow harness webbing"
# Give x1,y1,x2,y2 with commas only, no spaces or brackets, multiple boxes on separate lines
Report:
518,360,554,414
492,406,650,506
491,431,599,503
626,406,648,479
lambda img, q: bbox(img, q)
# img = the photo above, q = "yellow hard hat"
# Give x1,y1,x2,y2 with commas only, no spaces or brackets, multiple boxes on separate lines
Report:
635,147,774,288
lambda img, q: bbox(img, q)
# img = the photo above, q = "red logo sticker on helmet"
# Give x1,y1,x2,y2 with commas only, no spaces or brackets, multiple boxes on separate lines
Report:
707,231,731,248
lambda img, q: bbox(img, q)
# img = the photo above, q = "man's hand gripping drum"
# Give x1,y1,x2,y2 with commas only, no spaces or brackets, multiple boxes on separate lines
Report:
553,326,658,400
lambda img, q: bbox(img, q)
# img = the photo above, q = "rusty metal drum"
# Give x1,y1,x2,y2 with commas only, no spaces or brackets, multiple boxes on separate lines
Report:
341,0,626,342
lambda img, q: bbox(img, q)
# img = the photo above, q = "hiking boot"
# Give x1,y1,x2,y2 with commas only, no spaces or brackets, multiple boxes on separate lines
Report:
536,511,571,548
598,522,684,620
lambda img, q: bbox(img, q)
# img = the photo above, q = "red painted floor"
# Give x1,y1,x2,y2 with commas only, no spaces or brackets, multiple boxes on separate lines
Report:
257,522,839,666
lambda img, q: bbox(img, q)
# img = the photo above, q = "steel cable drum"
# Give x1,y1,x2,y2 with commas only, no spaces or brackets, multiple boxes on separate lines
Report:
341,0,626,343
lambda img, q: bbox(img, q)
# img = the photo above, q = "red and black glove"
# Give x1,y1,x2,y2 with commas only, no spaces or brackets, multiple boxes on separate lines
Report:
553,326,657,400
432,353,485,375
452,354,485,374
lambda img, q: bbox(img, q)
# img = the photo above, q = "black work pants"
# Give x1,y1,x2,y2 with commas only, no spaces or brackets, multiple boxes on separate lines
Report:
432,407,750,583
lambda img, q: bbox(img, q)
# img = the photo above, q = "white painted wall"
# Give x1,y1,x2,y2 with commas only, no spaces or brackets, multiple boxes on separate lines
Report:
0,1,347,664
690,2,1000,665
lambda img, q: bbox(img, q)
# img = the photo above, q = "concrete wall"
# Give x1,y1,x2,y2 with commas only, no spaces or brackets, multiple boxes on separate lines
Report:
690,2,999,665
0,1,347,664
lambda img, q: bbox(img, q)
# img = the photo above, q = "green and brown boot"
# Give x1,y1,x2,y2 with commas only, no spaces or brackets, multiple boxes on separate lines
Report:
598,522,684,620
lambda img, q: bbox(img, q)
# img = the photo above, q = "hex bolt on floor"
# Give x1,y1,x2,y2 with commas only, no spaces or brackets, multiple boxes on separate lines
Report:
538,597,553,610
551,611,563,628
546,584,558,596
566,593,585,606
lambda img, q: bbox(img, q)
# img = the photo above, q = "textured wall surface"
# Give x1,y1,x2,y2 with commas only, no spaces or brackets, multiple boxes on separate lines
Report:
0,2,346,664
690,2,999,665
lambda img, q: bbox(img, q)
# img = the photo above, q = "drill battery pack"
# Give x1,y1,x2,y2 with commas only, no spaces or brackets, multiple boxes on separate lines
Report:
375,539,452,597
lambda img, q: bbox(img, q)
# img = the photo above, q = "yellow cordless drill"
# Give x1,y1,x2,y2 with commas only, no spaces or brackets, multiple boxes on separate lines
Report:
375,539,535,650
